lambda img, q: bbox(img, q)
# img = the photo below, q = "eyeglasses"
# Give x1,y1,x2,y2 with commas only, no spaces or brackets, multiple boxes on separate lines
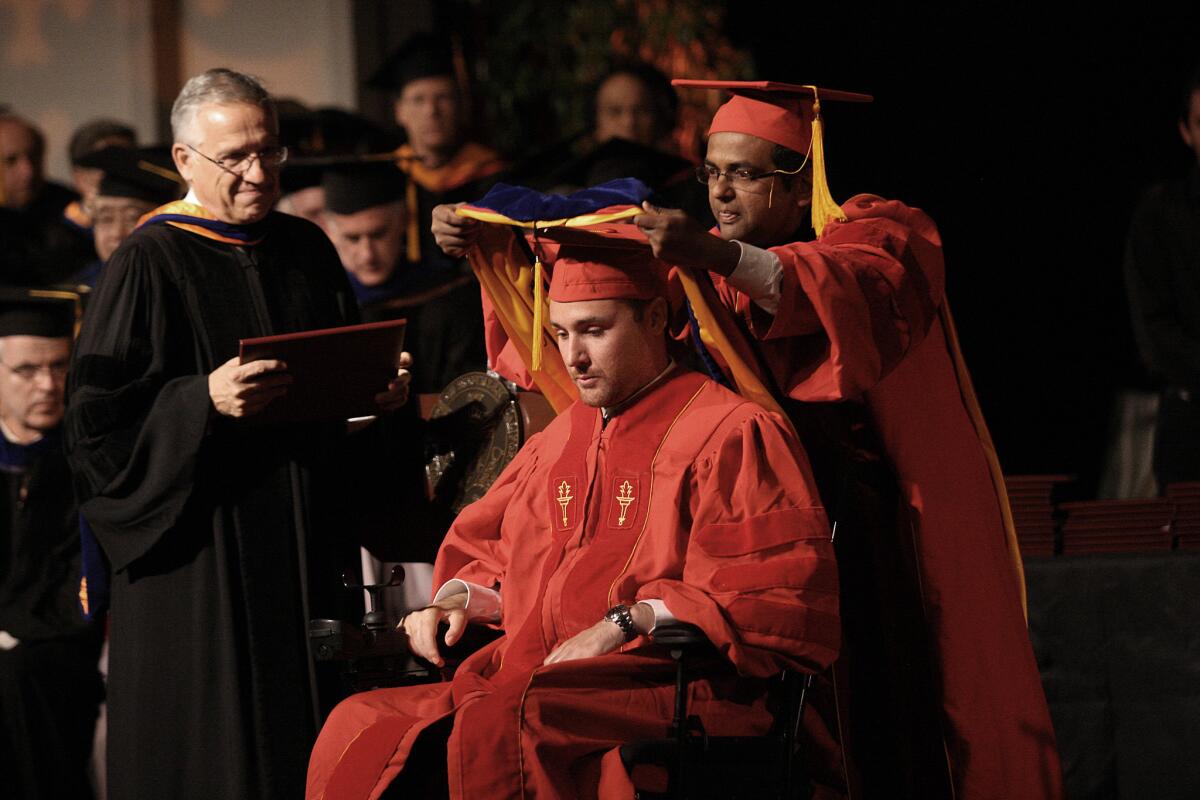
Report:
91,209,145,229
1,361,69,381
694,163,808,190
186,144,288,176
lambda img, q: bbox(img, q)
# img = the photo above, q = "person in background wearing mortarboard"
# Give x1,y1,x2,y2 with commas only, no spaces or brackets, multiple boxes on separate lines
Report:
0,288,104,800
323,161,485,394
366,32,506,273
70,146,184,288
0,115,96,286
323,160,488,624
275,101,333,233
63,119,139,233
276,103,396,236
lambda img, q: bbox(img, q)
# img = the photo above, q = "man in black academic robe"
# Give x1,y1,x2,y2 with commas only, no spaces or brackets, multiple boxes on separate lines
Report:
322,162,486,395
366,33,507,312
64,69,411,800
0,288,103,800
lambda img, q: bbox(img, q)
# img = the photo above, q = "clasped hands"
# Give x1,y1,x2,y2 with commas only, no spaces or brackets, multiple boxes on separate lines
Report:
401,592,655,668
207,351,413,418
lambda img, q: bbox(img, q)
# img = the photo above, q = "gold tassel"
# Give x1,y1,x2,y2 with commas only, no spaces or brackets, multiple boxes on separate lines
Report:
531,254,545,370
405,180,421,263
806,89,847,237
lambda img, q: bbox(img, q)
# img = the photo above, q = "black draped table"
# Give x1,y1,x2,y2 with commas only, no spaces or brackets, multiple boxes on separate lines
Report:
1026,552,1200,799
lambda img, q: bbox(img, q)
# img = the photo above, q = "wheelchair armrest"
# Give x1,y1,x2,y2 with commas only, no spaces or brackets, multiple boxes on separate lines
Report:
648,622,722,665
648,622,708,648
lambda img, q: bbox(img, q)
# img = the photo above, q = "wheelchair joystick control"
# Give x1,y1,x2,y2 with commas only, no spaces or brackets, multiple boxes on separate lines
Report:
341,564,406,631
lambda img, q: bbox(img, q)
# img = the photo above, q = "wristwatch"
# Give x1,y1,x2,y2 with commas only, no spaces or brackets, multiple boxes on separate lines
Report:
604,603,639,641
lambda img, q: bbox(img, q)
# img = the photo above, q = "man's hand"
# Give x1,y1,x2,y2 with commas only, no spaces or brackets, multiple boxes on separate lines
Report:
208,357,292,418
634,202,741,276
374,351,413,412
401,591,469,668
431,203,479,258
542,602,655,666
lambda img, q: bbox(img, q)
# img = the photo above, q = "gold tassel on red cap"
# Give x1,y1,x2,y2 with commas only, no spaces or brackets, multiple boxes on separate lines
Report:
805,88,847,237
531,253,546,370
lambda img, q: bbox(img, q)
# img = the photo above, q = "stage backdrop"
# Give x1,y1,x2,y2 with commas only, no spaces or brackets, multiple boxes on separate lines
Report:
0,0,355,183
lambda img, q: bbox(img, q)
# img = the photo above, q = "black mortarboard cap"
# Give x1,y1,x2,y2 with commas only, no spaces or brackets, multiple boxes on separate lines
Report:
323,162,407,215
279,105,396,195
78,146,183,205
0,287,80,338
365,32,455,92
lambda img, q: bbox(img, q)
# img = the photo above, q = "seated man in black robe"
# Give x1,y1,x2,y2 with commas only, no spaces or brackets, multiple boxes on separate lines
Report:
0,288,103,800
70,145,184,289
323,162,485,395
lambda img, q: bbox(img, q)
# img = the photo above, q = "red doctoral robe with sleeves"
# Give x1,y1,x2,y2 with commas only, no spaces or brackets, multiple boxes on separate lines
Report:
708,195,1061,798
307,368,840,799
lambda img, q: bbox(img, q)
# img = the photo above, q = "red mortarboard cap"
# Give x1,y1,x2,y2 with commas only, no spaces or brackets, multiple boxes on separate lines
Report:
524,222,666,303
672,80,872,153
547,239,666,303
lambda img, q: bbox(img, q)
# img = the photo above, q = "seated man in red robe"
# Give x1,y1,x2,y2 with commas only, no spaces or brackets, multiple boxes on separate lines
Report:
306,245,840,799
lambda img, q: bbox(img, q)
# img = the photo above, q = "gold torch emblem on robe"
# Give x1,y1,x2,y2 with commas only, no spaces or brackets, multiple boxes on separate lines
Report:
616,480,636,526
556,480,573,527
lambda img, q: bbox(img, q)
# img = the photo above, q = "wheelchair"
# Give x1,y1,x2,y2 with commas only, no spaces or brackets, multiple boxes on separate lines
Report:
309,372,816,798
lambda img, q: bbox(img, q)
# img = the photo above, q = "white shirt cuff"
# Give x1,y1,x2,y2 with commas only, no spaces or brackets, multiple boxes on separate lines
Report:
639,599,677,633
433,579,502,623
725,240,783,315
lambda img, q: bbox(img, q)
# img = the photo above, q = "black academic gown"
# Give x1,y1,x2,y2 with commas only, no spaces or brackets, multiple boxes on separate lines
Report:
358,263,487,395
399,173,496,394
0,429,103,800
0,182,95,286
64,213,367,800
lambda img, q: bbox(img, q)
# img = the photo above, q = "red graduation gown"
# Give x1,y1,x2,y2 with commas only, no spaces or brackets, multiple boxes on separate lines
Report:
307,369,840,799
708,195,1062,798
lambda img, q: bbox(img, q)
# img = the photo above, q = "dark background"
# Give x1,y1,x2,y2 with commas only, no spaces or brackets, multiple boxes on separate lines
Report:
742,4,1200,496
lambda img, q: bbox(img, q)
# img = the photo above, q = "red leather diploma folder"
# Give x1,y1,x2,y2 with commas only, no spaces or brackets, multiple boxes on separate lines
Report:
238,318,406,424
